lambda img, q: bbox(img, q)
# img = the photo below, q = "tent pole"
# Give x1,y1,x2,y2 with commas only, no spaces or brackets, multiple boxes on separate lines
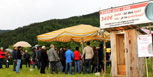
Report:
82,38,84,54
104,35,106,77
102,30,106,77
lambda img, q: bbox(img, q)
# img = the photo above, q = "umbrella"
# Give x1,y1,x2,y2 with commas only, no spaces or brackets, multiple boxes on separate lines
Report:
31,46,37,50
13,41,32,47
5,48,13,52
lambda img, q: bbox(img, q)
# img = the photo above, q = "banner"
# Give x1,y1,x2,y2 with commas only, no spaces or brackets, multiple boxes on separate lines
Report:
100,1,153,29
138,34,153,57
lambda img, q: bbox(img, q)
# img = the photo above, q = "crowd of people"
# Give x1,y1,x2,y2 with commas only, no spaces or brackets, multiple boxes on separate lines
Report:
0,42,110,75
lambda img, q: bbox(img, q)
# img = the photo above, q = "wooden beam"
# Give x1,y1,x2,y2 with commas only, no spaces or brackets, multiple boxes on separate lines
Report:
124,30,130,77
141,25,153,29
110,31,118,76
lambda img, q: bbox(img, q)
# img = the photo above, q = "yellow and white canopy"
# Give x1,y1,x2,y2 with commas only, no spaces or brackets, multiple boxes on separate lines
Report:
37,24,110,42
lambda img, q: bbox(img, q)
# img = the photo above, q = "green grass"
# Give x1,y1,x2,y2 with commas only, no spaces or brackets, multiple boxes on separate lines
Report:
0,65,111,77
0,58,152,77
145,58,152,77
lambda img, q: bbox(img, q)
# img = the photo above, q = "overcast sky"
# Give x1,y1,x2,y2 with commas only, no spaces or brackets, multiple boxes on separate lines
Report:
0,0,146,30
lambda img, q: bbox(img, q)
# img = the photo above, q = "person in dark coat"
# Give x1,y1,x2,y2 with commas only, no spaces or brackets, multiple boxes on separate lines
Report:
20,49,24,69
40,46,48,74
36,47,42,69
32,48,38,69
59,47,66,72
92,46,99,73
24,50,30,68
98,44,104,72
12,47,17,71
16,46,23,73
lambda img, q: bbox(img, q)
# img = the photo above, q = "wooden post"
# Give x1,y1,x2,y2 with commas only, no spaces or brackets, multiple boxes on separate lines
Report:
110,31,118,76
104,40,106,77
145,53,149,77
102,30,107,77
149,23,153,77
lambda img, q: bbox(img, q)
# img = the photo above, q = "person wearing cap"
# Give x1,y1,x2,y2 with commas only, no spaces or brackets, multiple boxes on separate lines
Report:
40,46,48,74
0,47,5,69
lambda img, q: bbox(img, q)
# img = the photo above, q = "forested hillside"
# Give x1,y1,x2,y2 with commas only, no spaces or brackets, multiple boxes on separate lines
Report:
0,12,100,48
0,30,11,34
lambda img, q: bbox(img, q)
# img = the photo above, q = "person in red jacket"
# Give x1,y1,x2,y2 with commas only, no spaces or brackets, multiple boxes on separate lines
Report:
0,47,5,69
74,47,81,74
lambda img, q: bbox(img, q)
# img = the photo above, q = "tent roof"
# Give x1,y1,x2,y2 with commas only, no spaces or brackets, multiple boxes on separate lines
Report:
37,24,110,42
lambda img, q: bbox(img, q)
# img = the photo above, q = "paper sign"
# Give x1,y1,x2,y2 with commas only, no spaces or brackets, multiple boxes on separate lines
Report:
138,34,153,57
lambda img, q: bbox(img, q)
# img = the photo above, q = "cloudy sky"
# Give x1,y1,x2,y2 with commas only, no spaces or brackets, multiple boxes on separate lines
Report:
0,0,145,30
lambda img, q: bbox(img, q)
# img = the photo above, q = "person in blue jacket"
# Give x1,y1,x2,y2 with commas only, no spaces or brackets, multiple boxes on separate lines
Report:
65,47,74,75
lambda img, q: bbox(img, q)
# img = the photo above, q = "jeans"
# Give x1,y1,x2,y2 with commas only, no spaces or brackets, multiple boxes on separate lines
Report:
65,62,73,74
16,59,21,73
33,60,38,69
13,60,17,71
84,59,92,74
75,60,81,73
5,59,10,68
50,61,58,73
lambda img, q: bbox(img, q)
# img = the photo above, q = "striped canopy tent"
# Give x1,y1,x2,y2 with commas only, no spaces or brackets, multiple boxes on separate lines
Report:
37,24,110,43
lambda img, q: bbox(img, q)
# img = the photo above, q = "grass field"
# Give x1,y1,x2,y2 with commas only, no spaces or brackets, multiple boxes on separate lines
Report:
145,58,152,77
0,65,111,77
0,58,152,77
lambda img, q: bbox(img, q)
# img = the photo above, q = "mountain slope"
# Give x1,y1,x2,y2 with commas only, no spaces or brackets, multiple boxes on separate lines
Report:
0,12,99,48
0,30,11,34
